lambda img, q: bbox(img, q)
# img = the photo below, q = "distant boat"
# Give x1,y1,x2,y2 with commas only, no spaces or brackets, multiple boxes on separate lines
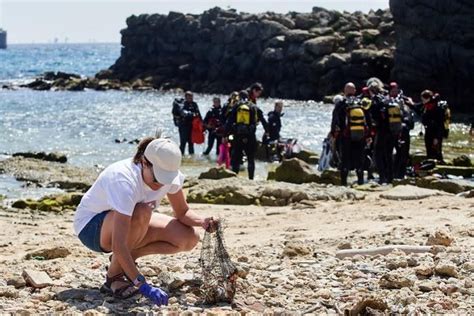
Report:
0,29,6,49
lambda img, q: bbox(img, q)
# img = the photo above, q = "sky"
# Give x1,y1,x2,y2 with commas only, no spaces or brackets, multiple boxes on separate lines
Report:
0,0,389,44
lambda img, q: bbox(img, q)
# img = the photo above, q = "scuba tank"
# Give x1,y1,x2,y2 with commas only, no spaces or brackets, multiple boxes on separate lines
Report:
172,98,185,127
387,99,403,135
346,97,366,141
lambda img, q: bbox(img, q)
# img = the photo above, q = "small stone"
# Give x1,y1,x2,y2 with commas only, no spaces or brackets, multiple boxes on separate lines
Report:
415,265,434,277
237,256,249,263
22,269,53,288
235,263,250,278
379,273,414,289
337,242,352,250
168,273,199,290
0,286,19,298
395,287,417,306
141,266,156,277
418,281,437,292
435,261,458,278
282,241,312,257
426,230,454,247
386,256,408,270
315,288,332,299
7,275,26,288
25,247,71,260
462,262,474,272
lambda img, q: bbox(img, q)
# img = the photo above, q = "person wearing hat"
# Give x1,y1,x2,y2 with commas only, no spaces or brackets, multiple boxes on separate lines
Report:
73,137,217,305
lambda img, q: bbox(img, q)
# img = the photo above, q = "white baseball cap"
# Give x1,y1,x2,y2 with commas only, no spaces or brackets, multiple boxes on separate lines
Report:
144,138,182,185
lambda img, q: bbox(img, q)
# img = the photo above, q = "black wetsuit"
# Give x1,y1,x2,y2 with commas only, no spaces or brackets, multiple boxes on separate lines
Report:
421,101,445,161
331,96,369,186
203,106,223,155
265,110,282,142
371,94,396,184
394,103,415,179
225,101,259,180
173,100,201,155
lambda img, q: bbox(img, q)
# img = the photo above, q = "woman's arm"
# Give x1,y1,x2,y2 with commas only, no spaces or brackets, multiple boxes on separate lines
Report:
167,189,214,230
112,212,141,281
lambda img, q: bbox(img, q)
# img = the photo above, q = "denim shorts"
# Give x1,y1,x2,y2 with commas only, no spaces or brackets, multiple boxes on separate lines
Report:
78,211,110,253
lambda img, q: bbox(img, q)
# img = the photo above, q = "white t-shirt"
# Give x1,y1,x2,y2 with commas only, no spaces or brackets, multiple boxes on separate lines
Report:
73,158,185,235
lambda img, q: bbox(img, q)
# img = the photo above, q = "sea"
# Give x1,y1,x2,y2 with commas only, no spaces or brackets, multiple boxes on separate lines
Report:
0,43,336,198
1,44,472,199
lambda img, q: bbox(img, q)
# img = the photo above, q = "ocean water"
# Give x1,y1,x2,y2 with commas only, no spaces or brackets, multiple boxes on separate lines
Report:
0,43,331,194
0,44,471,199
0,43,121,81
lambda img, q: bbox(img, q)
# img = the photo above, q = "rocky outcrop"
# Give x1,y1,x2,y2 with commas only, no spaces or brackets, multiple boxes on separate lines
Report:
0,157,97,192
267,158,319,184
390,0,474,112
186,177,365,206
12,152,67,163
99,7,394,100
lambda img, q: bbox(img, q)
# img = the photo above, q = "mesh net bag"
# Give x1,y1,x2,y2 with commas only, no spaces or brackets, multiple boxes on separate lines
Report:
199,220,238,304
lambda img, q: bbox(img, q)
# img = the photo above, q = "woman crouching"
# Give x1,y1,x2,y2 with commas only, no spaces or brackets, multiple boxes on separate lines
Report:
73,137,216,306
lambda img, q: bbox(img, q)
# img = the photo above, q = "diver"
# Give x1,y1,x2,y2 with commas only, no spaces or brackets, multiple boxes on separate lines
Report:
172,91,201,155
203,97,223,156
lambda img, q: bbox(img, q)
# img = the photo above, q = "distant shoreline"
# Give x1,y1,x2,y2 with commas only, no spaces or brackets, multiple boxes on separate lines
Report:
5,42,120,46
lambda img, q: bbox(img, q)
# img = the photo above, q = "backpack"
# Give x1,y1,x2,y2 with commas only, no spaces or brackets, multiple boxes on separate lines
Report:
387,100,403,136
347,100,366,141
172,98,184,127
438,100,450,138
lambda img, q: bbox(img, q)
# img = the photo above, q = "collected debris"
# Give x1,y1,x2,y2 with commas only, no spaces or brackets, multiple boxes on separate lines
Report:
199,220,237,304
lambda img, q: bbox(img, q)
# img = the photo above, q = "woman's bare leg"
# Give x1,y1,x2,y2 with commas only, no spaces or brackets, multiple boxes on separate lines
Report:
100,203,152,277
131,213,200,259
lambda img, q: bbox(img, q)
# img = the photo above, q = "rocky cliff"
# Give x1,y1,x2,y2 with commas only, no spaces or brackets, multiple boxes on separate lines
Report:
100,7,395,100
390,0,474,112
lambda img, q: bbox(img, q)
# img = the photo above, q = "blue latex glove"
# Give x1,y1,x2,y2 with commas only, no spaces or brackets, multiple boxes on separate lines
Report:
139,283,169,306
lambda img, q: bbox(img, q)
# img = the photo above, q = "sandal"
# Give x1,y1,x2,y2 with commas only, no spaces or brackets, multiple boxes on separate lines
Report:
100,273,139,299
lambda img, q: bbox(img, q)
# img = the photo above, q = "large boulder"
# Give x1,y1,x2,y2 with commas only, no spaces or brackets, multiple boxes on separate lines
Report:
304,36,338,57
267,158,319,184
198,167,237,180
390,0,474,112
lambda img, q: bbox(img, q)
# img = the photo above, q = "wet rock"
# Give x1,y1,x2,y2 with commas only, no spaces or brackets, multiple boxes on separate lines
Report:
198,167,236,180
22,269,53,288
426,230,454,247
282,240,312,257
0,157,97,192
379,272,414,289
12,151,67,163
25,247,71,260
319,168,341,186
433,166,473,178
435,261,458,278
452,155,472,167
268,158,319,184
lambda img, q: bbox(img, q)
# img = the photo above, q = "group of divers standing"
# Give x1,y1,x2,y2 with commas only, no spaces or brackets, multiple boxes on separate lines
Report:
172,82,283,180
328,78,450,186
171,78,452,185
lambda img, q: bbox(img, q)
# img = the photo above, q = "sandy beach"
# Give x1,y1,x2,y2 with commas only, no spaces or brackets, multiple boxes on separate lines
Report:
1,190,472,314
